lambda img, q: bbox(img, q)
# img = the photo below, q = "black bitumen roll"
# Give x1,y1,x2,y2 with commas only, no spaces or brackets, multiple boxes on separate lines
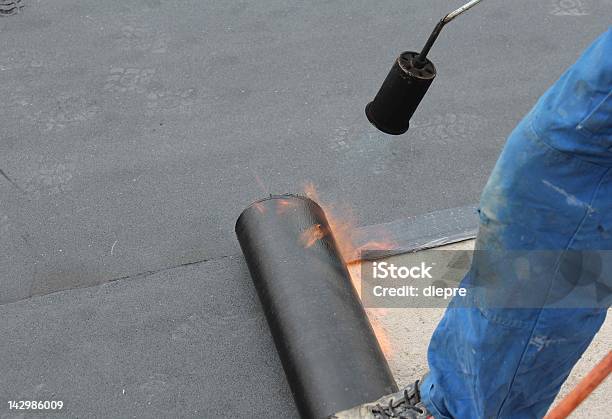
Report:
235,195,397,419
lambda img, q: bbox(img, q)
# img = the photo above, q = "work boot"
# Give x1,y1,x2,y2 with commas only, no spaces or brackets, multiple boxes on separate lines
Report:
329,378,432,418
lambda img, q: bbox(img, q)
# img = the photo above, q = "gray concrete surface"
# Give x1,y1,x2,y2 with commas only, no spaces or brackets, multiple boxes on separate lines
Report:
1,0,611,417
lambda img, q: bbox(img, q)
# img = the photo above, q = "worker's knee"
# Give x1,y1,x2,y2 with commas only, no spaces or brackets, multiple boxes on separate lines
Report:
477,115,604,249
530,29,612,166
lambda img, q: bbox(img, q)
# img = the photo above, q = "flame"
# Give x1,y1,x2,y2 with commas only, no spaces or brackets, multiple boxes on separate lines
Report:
348,261,392,356
304,181,397,262
299,223,328,248
368,309,392,357
304,182,359,261
251,170,269,195
357,240,394,252
276,198,299,215
303,182,396,357
252,201,266,214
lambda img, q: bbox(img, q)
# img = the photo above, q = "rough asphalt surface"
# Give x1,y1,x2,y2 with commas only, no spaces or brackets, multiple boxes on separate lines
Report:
0,0,610,417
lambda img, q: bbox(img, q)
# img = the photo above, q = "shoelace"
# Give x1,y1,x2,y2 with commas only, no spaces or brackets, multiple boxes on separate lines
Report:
371,388,425,418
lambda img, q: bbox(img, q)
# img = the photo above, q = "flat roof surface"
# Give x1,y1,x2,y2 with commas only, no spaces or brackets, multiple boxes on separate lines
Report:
0,1,609,417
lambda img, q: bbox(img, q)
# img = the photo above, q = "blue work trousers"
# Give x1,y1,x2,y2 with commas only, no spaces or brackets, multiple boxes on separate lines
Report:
421,28,612,418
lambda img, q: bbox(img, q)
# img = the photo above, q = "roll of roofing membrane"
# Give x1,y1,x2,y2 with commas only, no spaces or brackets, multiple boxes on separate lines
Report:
235,195,397,419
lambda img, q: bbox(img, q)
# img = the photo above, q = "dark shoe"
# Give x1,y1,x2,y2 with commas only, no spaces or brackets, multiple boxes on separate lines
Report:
329,379,432,418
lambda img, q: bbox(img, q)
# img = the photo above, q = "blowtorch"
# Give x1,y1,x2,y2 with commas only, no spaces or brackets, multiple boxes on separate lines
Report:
366,0,485,135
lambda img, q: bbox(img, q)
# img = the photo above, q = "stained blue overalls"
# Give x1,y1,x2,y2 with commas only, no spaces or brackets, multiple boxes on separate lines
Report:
420,28,612,418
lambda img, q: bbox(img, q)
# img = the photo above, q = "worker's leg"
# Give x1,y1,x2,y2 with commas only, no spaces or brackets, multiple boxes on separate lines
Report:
421,28,612,418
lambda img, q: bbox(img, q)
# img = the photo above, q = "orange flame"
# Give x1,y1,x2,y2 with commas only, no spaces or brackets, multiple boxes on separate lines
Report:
347,261,392,356
276,198,299,215
368,309,393,358
252,170,269,195
304,181,397,263
299,223,328,248
304,182,396,357
304,182,359,261
252,201,266,214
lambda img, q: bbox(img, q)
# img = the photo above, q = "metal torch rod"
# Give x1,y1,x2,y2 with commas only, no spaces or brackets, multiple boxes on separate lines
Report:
415,0,484,65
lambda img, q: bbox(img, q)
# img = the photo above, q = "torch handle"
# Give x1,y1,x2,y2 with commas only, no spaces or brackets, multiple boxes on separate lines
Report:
415,0,484,65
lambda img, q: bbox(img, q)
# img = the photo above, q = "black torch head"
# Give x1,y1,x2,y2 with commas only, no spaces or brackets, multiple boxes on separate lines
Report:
366,51,436,135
